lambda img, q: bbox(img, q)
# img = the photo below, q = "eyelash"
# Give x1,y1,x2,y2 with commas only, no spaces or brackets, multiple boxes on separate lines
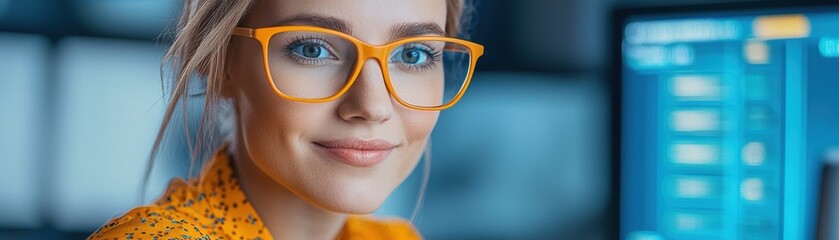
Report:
281,36,443,71
282,35,337,65
394,43,443,72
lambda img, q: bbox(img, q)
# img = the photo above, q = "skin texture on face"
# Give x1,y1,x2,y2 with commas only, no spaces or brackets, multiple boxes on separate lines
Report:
226,0,446,222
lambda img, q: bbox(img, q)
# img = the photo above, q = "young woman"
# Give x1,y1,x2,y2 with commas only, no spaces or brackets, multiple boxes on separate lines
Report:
88,0,482,239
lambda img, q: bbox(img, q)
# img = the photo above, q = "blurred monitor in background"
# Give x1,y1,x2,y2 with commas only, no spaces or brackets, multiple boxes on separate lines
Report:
616,2,839,240
0,32,49,231
818,148,839,240
0,1,188,239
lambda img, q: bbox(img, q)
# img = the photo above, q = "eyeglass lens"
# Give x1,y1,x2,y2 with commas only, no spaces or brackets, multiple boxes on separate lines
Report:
266,31,471,108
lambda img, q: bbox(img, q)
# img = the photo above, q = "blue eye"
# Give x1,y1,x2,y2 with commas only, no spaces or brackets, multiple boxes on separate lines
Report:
402,48,428,64
292,43,331,59
391,46,431,65
389,44,441,72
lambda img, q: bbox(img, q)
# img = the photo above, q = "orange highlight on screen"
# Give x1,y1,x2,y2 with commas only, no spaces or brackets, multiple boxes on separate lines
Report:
753,14,811,39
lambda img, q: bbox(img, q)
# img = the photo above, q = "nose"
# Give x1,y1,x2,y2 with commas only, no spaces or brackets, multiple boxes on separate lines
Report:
337,59,394,123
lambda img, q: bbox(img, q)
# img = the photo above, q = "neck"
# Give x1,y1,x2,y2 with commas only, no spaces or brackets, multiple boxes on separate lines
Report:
231,137,348,240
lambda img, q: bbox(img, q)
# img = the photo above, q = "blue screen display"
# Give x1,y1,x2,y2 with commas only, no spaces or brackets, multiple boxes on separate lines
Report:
620,5,839,240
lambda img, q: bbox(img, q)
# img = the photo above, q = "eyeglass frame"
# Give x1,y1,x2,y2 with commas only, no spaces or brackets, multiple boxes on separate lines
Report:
230,25,484,111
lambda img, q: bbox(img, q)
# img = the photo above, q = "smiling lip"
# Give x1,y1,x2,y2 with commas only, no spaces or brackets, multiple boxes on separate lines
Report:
313,139,397,167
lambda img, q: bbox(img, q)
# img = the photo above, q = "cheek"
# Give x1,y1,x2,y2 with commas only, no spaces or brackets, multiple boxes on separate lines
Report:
394,108,439,174
235,85,296,167
235,71,332,159
401,108,439,142
230,48,333,182
230,39,319,150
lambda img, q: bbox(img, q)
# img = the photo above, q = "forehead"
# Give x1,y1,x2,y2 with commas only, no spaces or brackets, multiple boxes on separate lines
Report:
242,0,448,44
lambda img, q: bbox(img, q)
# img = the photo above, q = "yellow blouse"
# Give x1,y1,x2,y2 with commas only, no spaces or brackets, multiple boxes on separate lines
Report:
88,144,421,240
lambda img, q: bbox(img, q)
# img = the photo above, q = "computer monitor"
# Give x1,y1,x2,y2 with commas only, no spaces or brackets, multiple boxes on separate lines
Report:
613,2,839,240
817,148,839,240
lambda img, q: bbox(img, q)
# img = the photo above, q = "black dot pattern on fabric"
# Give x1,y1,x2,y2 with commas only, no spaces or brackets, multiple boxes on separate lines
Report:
87,143,421,240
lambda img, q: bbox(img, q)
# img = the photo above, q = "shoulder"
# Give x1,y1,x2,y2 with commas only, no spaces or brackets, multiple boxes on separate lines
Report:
341,216,422,240
88,178,212,240
87,206,209,240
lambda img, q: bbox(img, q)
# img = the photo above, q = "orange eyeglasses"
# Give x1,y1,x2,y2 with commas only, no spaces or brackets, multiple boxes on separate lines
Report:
231,25,484,111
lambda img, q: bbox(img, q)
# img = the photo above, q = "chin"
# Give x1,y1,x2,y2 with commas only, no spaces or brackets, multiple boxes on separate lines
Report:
304,178,396,214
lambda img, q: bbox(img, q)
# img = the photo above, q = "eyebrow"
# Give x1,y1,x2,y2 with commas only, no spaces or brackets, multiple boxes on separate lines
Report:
274,14,446,40
391,22,446,39
275,14,353,35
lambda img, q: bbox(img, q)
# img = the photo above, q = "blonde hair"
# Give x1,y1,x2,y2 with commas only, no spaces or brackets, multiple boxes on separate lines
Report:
142,0,473,218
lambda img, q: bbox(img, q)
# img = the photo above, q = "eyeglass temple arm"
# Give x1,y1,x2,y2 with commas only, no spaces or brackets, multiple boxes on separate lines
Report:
232,27,254,38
